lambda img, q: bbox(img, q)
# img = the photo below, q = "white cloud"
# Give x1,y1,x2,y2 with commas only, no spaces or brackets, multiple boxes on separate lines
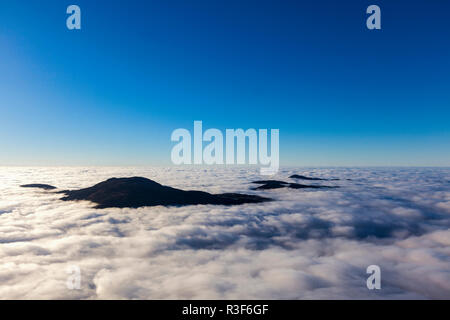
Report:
0,166,449,299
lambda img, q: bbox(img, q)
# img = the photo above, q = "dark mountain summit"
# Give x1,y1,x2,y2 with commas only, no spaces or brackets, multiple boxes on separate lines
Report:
251,180,337,190
289,174,340,181
21,184,57,190
60,177,270,208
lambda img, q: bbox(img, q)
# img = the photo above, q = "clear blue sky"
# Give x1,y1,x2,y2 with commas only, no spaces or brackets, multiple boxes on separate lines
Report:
0,0,449,166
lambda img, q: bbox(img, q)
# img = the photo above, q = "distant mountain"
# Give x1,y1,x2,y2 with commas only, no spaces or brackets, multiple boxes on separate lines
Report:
251,180,337,190
289,174,340,181
59,177,271,208
20,184,57,190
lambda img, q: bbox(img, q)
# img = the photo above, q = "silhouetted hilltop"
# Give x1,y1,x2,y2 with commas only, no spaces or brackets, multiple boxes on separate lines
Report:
289,174,340,181
21,184,57,190
251,180,337,190
60,177,270,208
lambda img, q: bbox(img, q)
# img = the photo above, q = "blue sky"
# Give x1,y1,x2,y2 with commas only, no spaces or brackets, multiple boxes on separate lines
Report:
0,0,449,166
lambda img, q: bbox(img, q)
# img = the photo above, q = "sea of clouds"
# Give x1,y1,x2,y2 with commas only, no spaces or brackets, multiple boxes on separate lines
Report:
0,166,449,299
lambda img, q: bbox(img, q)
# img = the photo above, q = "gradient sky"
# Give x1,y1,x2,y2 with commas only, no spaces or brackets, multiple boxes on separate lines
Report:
0,0,449,166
